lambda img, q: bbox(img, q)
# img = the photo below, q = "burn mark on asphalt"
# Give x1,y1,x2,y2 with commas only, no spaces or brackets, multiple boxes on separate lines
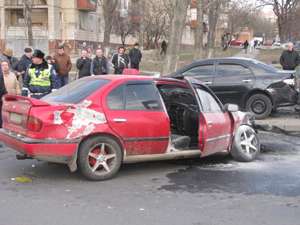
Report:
159,162,300,197
159,135,300,197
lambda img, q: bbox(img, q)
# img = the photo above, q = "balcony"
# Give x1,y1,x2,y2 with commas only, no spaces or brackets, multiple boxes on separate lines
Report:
5,0,47,9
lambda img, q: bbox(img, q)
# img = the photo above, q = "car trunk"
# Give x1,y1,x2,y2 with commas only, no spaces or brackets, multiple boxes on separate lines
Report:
2,95,70,139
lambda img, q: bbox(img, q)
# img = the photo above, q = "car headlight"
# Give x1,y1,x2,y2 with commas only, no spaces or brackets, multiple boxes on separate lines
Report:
283,78,295,86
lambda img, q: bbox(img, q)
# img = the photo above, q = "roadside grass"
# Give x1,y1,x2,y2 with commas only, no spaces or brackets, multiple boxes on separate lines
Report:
140,47,241,74
257,49,282,65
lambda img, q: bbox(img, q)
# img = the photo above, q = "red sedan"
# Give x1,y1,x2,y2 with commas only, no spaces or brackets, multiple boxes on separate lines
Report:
0,76,260,180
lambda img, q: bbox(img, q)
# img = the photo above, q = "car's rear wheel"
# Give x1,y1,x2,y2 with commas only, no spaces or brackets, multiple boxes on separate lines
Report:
246,93,272,119
231,125,260,162
78,136,123,181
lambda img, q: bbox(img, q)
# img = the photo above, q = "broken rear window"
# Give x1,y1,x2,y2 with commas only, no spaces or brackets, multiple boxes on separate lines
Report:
42,78,110,104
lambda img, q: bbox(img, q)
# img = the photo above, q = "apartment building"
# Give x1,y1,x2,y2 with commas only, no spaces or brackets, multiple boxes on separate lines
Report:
0,0,102,55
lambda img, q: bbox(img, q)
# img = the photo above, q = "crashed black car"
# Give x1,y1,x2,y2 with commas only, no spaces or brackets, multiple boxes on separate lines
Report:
170,57,297,119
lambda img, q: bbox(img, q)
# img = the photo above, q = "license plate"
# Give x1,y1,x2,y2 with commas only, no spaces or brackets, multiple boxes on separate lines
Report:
10,113,23,124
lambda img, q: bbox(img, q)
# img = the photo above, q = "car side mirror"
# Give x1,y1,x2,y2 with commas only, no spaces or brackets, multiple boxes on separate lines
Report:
224,104,239,112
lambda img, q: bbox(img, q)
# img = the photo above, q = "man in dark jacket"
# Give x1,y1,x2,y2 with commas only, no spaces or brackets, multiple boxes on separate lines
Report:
76,49,92,78
129,43,142,70
22,49,58,99
53,44,72,87
112,46,129,74
16,47,32,80
91,48,108,75
280,42,300,70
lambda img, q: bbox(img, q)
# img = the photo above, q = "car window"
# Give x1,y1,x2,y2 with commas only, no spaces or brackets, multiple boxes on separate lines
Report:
182,64,214,76
196,88,222,113
107,85,125,110
217,64,252,76
125,83,163,111
43,79,110,104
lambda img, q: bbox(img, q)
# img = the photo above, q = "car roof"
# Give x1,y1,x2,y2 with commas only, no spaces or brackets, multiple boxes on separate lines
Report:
83,74,190,85
192,57,256,63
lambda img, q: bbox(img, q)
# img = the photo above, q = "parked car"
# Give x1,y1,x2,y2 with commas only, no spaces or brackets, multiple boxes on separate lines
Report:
229,39,243,47
170,57,297,119
0,76,260,180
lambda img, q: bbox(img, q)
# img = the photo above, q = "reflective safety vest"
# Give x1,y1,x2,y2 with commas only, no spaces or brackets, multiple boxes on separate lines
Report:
28,65,51,87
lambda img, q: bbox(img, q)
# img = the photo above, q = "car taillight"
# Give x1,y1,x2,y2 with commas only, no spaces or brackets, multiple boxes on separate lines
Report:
27,116,43,132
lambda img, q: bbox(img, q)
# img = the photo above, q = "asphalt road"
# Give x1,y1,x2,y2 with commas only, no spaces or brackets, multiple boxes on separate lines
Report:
0,132,300,225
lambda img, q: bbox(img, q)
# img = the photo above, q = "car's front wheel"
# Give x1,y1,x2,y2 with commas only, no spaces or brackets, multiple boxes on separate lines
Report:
78,136,123,181
231,125,260,162
246,93,272,119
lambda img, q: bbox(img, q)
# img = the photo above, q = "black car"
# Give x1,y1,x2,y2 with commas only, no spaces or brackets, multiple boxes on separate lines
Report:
170,57,297,119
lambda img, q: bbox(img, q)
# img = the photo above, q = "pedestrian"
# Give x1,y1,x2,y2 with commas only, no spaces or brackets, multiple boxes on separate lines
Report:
53,44,72,88
112,46,129,74
129,43,142,70
161,40,167,56
15,47,32,81
22,49,58,99
91,48,108,75
1,60,20,95
0,48,19,71
254,40,259,49
249,40,255,53
243,40,249,54
76,49,92,78
280,42,300,70
46,55,58,77
0,66,7,128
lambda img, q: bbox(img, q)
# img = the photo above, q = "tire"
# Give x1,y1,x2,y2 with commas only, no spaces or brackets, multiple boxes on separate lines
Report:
231,125,260,162
246,93,272,119
78,136,123,181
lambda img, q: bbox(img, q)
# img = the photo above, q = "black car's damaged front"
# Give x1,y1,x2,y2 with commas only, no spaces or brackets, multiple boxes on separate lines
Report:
266,74,298,108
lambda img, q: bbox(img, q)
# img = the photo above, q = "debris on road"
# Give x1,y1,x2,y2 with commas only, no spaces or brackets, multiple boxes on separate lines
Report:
11,176,33,183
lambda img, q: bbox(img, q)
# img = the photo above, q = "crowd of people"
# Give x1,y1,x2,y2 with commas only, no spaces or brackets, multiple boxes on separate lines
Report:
0,42,143,96
0,43,143,126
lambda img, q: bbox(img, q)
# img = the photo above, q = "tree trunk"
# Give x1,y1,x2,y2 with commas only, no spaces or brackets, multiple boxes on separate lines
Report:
24,0,33,46
162,0,190,75
207,0,220,59
102,0,118,48
194,0,204,59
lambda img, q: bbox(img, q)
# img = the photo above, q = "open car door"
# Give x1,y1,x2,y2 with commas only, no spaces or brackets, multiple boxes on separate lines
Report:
185,77,232,157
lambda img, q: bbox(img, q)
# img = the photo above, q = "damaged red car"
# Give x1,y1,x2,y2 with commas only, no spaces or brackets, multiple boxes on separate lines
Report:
0,76,260,180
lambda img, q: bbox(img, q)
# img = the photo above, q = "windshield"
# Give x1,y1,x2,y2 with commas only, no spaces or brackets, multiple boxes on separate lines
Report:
42,78,110,104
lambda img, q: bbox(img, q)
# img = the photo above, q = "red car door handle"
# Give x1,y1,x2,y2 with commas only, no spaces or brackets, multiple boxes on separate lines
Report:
113,118,127,123
207,121,213,127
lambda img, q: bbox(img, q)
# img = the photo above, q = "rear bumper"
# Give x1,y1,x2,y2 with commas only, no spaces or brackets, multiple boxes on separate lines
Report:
0,129,79,164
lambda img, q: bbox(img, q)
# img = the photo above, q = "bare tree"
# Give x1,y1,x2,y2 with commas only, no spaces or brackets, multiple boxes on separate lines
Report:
143,0,171,49
24,0,33,46
100,0,119,47
206,0,223,58
258,0,299,42
113,12,139,46
162,0,190,74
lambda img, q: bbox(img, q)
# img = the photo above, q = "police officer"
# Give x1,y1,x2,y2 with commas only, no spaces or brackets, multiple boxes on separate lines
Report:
22,49,58,99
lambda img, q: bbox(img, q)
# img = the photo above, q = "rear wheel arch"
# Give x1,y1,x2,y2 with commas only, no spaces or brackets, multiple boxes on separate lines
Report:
67,132,124,173
243,89,274,108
